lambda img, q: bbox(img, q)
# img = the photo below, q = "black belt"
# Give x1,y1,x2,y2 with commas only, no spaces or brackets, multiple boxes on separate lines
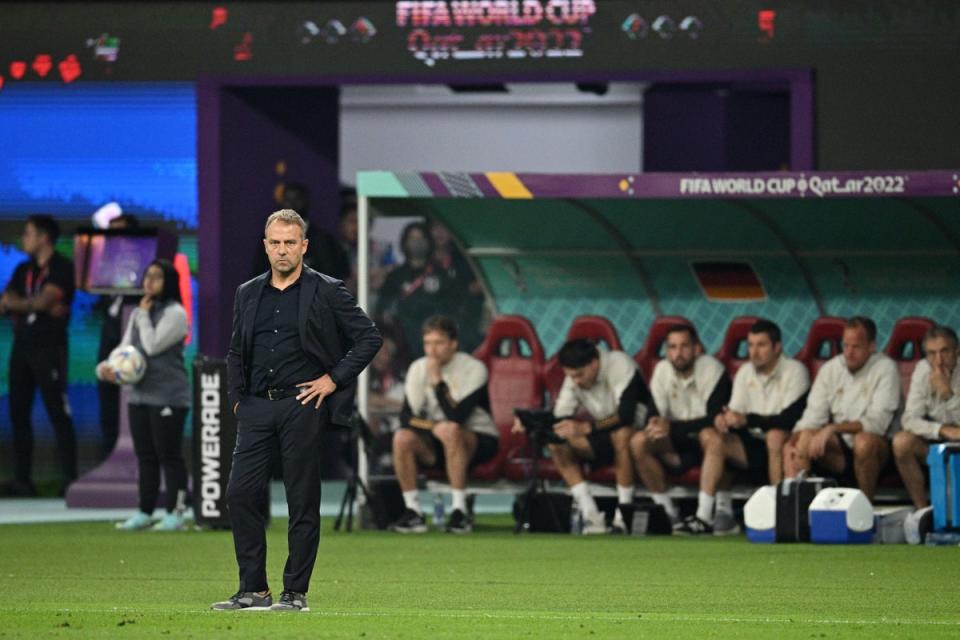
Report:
254,387,300,401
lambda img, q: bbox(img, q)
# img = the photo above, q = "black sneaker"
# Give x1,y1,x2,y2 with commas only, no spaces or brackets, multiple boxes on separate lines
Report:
389,508,427,533
210,590,272,610
270,590,309,612
445,509,473,534
673,515,714,536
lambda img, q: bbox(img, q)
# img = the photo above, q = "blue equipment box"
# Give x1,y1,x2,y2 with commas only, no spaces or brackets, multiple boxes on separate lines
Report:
927,443,960,532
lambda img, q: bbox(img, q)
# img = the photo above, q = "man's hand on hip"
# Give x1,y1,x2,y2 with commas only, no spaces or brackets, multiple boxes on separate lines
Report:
297,374,338,409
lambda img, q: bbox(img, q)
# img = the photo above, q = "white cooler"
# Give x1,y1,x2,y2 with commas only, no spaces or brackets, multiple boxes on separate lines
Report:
744,485,777,543
809,488,875,544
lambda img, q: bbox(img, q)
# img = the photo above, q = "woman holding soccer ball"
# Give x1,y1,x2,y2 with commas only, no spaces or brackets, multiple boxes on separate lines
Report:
96,259,191,531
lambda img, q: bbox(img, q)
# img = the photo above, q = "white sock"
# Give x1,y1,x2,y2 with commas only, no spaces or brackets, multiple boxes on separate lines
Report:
571,482,600,518
617,484,635,506
716,491,733,515
696,491,716,524
402,490,422,515
451,489,467,513
651,492,679,521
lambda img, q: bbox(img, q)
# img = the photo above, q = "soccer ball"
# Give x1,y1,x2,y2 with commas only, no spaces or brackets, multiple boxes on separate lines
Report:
108,345,147,385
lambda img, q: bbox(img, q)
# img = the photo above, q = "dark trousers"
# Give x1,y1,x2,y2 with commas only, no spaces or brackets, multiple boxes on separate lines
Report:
8,340,77,485
97,318,122,458
128,403,188,514
227,395,326,594
98,380,120,458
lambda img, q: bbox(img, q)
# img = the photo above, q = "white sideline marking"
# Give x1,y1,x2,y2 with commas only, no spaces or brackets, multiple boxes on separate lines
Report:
50,608,960,626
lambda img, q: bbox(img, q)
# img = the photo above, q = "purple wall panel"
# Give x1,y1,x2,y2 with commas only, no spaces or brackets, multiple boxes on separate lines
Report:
644,86,728,171
197,77,223,360
644,85,791,172
198,85,340,357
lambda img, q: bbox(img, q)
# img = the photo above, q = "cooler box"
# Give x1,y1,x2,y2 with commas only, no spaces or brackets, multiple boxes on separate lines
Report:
809,488,875,544
744,485,777,543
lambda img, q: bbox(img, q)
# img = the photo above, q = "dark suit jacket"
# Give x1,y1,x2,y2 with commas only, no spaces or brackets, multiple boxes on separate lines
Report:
226,266,382,427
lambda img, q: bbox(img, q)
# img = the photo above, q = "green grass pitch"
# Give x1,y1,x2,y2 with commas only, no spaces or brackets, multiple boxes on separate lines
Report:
0,516,957,639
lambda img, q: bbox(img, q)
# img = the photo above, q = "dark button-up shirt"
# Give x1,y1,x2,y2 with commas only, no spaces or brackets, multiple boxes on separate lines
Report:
250,278,322,395
5,252,75,345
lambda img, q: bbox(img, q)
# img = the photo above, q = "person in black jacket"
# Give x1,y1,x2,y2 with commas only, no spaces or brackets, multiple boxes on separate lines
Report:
212,209,381,612
375,221,456,363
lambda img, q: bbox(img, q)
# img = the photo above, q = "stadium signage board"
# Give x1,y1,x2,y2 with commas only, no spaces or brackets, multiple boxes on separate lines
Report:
357,170,960,200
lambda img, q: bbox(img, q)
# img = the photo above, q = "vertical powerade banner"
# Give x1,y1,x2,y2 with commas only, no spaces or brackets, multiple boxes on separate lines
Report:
192,357,236,528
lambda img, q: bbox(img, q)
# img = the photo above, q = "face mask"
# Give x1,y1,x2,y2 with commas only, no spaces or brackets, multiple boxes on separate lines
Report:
407,239,431,260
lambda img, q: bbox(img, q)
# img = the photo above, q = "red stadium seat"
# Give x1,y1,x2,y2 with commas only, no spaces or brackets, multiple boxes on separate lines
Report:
564,315,624,351
542,315,624,402
884,316,934,397
714,316,761,377
469,315,546,481
795,316,845,379
634,315,694,382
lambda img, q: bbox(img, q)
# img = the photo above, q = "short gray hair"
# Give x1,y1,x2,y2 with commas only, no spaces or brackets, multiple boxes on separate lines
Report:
924,325,959,349
264,209,307,238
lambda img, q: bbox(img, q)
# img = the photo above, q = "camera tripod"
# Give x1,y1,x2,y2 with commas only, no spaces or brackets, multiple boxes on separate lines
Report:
514,427,566,534
334,413,374,533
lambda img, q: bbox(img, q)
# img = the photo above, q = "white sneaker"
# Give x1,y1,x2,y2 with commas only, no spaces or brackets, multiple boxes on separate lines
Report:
116,512,153,531
581,512,608,535
904,506,933,545
152,512,187,531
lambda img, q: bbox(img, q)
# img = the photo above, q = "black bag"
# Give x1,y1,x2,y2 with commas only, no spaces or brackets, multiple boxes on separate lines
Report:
594,496,672,535
775,475,837,542
513,491,572,533
360,476,406,530
626,500,674,535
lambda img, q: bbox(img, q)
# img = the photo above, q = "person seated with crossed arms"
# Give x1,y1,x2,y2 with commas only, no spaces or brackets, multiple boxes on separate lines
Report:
513,338,654,534
630,324,735,536
894,324,960,511
715,319,809,486
389,315,498,534
784,316,900,501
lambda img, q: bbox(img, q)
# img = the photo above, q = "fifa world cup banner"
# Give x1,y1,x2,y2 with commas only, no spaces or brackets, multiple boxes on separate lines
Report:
192,357,237,529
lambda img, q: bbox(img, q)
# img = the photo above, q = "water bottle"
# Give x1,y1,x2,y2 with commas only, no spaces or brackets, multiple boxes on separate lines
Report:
433,493,445,529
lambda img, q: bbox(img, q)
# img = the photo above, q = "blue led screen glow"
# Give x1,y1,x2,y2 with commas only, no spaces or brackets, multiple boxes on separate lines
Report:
0,83,198,445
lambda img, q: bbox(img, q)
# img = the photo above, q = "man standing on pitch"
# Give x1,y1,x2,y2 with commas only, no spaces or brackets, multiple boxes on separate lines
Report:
213,209,381,612
0,215,76,497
